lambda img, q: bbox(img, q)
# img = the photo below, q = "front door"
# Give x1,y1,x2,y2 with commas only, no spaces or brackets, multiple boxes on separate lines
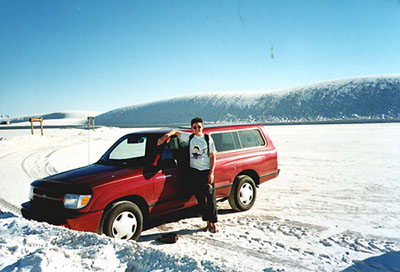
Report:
151,136,192,215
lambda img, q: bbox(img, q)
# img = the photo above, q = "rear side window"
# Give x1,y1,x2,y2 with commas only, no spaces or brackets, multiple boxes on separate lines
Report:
211,132,241,152
238,129,265,148
211,129,265,152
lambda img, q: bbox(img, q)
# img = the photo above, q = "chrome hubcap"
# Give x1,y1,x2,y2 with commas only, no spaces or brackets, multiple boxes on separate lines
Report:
112,211,137,240
239,183,254,205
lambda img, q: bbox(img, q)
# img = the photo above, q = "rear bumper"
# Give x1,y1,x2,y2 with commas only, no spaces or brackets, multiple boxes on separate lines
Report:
21,201,103,234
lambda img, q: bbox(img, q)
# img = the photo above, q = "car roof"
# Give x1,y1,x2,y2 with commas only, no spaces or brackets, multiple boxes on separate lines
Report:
126,128,172,135
202,123,264,133
126,123,263,136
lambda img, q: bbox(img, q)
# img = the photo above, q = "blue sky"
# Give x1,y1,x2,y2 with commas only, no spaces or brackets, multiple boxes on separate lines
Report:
1,0,400,116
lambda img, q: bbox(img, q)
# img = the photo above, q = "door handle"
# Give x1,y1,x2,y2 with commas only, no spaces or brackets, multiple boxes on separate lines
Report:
156,174,172,179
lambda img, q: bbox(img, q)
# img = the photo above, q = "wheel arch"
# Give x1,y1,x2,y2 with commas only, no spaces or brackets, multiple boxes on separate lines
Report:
236,169,260,186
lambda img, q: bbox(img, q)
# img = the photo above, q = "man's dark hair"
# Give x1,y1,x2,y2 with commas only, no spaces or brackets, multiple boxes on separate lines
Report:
191,117,203,127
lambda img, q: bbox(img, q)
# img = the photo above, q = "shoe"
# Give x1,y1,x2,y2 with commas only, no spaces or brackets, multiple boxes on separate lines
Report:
210,223,219,233
157,233,178,243
204,222,211,232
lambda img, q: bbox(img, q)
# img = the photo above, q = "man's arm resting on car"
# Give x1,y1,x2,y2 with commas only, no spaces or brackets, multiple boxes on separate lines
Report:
157,129,181,146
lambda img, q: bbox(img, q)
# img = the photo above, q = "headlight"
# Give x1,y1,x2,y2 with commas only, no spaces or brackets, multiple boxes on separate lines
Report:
64,194,92,209
29,186,34,201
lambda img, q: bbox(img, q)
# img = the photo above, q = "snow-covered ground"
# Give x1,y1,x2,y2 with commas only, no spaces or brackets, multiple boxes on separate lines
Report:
1,122,400,271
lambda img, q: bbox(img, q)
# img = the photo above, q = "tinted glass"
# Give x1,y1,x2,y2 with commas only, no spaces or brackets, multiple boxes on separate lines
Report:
168,136,180,150
211,132,241,152
238,129,265,148
158,135,189,167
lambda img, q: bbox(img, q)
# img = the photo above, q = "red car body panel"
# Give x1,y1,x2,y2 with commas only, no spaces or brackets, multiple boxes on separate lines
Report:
65,210,104,233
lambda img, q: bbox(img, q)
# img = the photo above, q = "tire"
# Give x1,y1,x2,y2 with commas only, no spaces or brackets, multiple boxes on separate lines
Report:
102,201,143,241
228,175,257,212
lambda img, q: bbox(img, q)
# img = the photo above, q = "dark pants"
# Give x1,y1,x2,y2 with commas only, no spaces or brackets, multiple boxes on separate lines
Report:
189,168,218,223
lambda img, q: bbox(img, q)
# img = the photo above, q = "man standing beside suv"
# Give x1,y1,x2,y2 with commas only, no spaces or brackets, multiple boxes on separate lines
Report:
157,117,219,233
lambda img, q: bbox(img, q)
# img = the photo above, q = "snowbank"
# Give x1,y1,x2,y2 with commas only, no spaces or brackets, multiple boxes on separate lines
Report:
0,211,224,271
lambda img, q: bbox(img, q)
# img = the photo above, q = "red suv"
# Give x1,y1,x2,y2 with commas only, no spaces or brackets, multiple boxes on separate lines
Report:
22,124,279,240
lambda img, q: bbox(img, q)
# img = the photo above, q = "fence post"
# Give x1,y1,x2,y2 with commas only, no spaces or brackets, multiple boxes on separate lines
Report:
30,118,34,135
87,117,95,131
29,117,44,136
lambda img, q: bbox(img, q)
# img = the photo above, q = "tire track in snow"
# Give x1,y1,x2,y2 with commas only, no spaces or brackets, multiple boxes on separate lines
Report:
20,139,87,180
187,233,310,270
0,150,23,161
44,149,59,176
0,138,87,216
143,211,400,271
21,148,56,180
0,198,20,214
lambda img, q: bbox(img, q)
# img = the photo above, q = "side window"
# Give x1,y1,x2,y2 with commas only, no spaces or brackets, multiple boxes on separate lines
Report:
159,137,178,162
238,129,265,148
159,136,185,168
168,136,180,150
211,132,241,152
160,146,173,160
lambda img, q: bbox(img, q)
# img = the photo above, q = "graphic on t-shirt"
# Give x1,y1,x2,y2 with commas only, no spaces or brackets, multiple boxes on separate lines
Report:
185,134,215,171
192,145,204,159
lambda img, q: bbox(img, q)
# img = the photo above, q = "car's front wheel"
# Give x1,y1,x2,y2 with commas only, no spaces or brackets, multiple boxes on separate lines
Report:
102,201,143,241
228,175,257,212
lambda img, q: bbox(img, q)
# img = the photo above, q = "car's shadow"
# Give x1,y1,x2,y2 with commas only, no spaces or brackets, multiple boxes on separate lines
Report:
139,228,204,243
139,204,237,243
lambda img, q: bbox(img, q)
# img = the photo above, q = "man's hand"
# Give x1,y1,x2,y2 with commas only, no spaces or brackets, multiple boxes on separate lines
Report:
208,171,214,184
157,130,181,146
157,134,168,146
208,152,216,184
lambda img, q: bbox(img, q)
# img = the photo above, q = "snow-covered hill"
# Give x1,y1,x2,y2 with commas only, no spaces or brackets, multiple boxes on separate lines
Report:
2,111,101,126
96,75,400,126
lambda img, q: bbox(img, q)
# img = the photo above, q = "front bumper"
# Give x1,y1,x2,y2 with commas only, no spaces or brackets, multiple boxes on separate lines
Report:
21,201,103,234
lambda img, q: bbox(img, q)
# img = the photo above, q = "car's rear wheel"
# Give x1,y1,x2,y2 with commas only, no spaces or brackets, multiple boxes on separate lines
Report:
228,175,257,212
102,201,143,241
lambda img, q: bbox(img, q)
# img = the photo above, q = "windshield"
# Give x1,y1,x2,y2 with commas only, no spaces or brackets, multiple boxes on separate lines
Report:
109,136,147,160
99,134,150,165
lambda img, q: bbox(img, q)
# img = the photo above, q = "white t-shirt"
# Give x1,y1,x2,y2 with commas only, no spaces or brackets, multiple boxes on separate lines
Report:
180,133,216,171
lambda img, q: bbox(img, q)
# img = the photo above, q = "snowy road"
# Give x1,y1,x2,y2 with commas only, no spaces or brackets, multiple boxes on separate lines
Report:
1,123,400,271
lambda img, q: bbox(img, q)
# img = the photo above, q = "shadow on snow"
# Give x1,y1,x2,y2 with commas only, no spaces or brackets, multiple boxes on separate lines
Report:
342,251,400,272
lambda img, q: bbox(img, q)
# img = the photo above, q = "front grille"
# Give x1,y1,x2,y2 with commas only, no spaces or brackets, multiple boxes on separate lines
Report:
32,187,64,210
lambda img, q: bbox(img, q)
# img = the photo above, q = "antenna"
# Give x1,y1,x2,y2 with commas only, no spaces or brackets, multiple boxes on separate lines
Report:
87,117,95,165
88,129,91,165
